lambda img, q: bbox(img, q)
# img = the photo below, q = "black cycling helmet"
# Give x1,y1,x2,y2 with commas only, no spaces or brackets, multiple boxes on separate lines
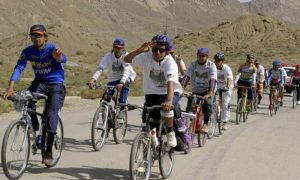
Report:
151,34,170,46
214,52,225,61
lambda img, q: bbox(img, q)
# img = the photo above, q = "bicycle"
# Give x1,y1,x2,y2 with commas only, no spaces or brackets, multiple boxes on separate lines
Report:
129,105,175,180
90,83,128,151
235,86,252,125
1,91,64,179
213,88,230,135
291,84,300,109
181,93,209,147
269,85,280,116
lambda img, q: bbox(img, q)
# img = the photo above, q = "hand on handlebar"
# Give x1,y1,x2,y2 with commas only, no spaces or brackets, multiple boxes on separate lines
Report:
115,83,124,92
161,101,172,112
87,79,96,89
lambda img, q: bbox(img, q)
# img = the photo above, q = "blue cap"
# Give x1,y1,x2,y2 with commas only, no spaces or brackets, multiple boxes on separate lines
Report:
197,48,209,55
113,38,125,47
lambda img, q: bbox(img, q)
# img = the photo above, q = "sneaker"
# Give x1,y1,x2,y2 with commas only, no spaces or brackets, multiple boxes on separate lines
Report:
42,152,53,166
297,101,300,105
201,124,209,134
166,131,177,147
222,123,228,130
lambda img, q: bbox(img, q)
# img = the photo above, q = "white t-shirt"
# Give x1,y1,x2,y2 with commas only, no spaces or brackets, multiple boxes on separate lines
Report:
132,51,182,95
217,64,233,89
186,59,217,94
93,51,136,82
256,64,265,82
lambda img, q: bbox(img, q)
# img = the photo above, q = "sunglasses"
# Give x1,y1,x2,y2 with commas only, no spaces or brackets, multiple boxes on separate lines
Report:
152,47,166,53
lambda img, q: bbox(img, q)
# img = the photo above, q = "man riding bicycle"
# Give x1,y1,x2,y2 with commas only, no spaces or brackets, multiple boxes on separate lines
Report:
254,59,265,105
181,47,217,133
290,64,300,105
2,24,67,166
124,34,182,147
234,54,257,109
266,60,284,108
87,39,136,118
213,52,233,130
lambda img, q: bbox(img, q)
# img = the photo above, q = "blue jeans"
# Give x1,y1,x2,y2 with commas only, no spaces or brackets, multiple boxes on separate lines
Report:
106,80,130,104
28,81,65,153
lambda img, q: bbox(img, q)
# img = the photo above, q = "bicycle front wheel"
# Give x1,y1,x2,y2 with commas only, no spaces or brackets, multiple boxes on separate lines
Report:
207,112,217,139
159,141,175,179
91,106,108,151
45,117,64,168
236,99,243,125
292,90,297,109
113,109,128,144
1,119,30,180
129,132,151,180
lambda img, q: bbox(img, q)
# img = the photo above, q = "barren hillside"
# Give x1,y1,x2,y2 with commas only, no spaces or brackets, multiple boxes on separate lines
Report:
173,14,300,70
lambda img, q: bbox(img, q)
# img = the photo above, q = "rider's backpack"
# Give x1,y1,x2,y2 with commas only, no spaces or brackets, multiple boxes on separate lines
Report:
173,116,192,154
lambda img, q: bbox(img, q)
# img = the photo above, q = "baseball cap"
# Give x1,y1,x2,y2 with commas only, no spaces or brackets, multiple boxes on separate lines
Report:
30,24,47,36
197,48,209,55
113,39,125,48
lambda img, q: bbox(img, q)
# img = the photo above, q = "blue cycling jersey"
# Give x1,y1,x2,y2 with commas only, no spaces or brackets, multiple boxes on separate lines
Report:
10,43,67,84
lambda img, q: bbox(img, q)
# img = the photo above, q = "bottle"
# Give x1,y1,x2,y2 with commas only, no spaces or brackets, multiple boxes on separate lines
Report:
36,135,42,149
150,128,159,147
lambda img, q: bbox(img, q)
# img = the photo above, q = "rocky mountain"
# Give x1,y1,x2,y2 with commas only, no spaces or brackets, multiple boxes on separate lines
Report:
172,14,300,70
247,0,300,26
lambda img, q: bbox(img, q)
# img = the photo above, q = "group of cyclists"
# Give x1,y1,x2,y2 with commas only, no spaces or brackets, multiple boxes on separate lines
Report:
1,24,300,178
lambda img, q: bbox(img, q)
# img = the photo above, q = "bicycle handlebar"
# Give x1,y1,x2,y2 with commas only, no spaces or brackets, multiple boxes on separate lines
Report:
181,92,205,100
86,83,115,90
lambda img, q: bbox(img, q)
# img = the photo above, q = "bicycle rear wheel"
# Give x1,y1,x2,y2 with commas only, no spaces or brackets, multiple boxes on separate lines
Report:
236,99,243,125
159,140,175,179
1,119,30,180
113,109,128,144
197,131,207,147
91,106,108,151
129,132,151,180
45,117,64,168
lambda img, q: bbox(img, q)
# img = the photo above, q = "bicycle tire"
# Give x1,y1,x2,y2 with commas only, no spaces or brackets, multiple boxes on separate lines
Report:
159,141,175,179
236,99,243,125
91,106,108,151
113,109,128,144
45,117,64,168
1,119,30,180
129,132,151,180
207,111,217,139
293,90,297,109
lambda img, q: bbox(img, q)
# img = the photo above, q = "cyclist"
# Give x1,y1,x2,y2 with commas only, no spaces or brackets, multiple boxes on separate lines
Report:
87,39,136,119
124,34,182,147
181,47,217,133
290,64,300,105
168,45,186,82
266,60,284,108
234,54,257,109
2,24,67,166
254,59,265,105
279,64,287,106
213,52,233,130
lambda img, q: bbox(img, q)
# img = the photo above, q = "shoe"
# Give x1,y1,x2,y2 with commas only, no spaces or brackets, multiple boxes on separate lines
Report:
222,123,228,130
166,131,177,147
297,101,300,105
42,152,53,166
201,124,209,134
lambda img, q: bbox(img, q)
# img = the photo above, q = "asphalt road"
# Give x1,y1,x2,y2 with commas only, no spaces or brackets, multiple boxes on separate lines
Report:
0,92,300,180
